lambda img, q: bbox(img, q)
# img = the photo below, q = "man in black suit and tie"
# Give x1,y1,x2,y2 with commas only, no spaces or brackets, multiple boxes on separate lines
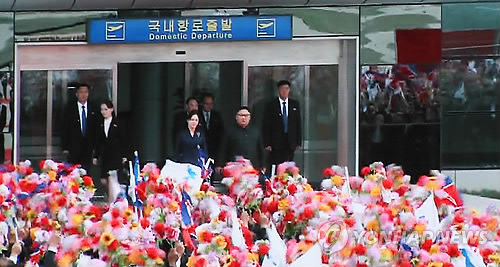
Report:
61,83,98,170
263,80,302,168
198,93,224,162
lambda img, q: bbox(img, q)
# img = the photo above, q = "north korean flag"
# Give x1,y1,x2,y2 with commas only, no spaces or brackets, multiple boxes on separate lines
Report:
434,176,463,208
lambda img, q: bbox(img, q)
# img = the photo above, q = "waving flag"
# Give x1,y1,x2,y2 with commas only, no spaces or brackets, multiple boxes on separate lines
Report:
160,160,203,199
434,176,463,209
181,190,193,226
415,192,440,236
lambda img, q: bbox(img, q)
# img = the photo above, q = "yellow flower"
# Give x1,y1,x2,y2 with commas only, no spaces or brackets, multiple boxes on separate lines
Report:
278,199,290,210
215,235,227,249
381,249,393,261
298,241,313,252
207,191,217,197
332,175,344,187
124,209,133,217
48,171,57,181
415,224,426,235
366,220,380,232
100,232,116,246
304,184,313,192
58,254,74,267
319,204,331,212
370,186,381,198
155,258,164,265
366,174,378,182
187,256,196,267
487,218,498,232
427,262,443,267
30,227,40,241
429,244,439,255
248,253,259,263
169,201,179,212
425,180,440,191
313,195,321,202
340,247,352,259
71,214,83,225
195,191,206,199
144,205,152,217
489,253,500,264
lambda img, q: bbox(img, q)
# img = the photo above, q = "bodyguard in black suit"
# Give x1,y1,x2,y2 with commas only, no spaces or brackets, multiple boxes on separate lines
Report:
198,93,224,161
263,80,302,166
61,84,99,170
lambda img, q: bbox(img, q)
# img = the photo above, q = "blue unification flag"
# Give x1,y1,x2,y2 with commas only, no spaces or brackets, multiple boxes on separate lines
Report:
181,190,193,226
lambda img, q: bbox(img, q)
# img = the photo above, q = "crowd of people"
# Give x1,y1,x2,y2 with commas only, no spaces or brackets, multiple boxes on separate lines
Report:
61,80,303,201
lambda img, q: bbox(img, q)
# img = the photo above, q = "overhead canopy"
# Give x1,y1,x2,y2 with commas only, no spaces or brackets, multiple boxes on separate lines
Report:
1,0,498,11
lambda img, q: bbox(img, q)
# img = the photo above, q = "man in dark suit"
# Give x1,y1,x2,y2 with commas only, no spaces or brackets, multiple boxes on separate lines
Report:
198,93,224,162
61,83,99,170
263,80,302,168
216,106,264,172
172,96,198,146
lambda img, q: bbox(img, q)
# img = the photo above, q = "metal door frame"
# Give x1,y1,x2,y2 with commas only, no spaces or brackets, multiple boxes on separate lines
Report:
14,36,359,174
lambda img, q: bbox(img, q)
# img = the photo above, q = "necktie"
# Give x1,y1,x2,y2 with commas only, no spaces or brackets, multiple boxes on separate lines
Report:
81,105,87,136
205,112,210,130
282,101,288,133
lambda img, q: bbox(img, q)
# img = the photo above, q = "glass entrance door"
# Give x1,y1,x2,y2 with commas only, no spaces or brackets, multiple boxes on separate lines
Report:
19,69,113,169
247,65,339,186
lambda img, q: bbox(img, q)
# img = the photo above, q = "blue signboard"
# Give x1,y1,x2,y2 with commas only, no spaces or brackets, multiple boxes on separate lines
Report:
87,16,293,44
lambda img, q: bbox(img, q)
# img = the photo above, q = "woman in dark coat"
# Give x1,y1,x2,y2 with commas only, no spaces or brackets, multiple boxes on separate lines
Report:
175,110,207,166
92,100,128,203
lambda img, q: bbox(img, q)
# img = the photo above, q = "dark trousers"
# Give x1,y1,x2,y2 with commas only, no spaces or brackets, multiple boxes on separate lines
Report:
267,135,295,176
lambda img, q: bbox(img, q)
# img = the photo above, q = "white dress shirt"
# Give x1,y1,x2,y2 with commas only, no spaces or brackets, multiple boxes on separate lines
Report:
104,117,112,138
77,102,88,132
279,97,289,118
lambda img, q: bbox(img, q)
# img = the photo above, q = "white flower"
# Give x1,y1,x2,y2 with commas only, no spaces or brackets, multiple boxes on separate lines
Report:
0,185,9,197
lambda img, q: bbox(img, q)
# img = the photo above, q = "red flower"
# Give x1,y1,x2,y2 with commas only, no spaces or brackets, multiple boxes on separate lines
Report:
200,183,209,192
382,179,393,189
19,180,37,193
421,239,433,252
218,210,228,222
71,184,79,194
194,257,207,267
344,217,356,227
398,262,412,267
447,244,460,257
89,205,102,221
107,239,119,251
140,218,150,229
481,248,494,261
284,211,294,222
356,262,368,267
417,176,428,186
83,176,94,187
39,161,46,170
157,183,167,194
136,182,147,201
56,196,67,207
111,218,122,228
26,167,33,175
472,217,482,226
353,244,366,255
7,164,15,172
302,207,314,220
154,223,167,236
287,184,297,195
111,208,121,219
360,166,371,177
258,244,270,256
199,231,213,243
443,263,453,267
147,247,160,259
323,168,335,177
453,214,465,224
